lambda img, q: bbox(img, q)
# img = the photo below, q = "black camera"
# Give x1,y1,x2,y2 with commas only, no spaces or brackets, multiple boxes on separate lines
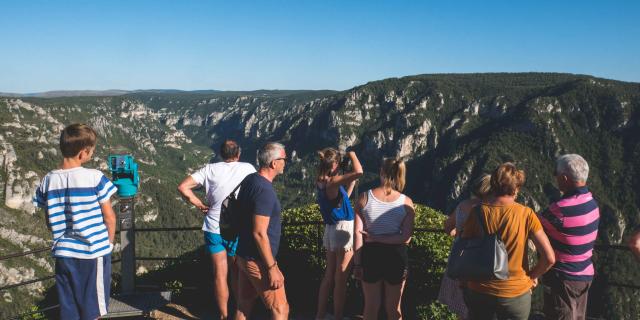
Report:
340,150,353,172
339,156,350,171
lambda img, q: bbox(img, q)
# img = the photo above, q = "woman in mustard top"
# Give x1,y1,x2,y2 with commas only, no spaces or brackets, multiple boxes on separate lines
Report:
461,163,556,320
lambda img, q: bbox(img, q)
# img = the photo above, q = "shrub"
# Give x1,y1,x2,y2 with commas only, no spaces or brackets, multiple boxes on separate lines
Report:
129,203,457,318
279,203,455,318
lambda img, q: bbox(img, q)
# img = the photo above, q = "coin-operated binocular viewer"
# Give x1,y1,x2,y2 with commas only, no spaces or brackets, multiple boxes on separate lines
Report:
109,155,139,198
108,155,139,294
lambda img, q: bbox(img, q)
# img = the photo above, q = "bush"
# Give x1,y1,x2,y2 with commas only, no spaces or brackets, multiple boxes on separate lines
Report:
120,203,457,318
417,302,458,320
279,203,455,318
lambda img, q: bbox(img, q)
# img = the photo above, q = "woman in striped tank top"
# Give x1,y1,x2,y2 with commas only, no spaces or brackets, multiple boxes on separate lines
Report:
353,158,415,320
315,148,363,320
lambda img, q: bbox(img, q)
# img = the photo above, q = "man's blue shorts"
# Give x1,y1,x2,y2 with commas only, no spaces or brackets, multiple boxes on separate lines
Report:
55,254,111,320
204,231,238,256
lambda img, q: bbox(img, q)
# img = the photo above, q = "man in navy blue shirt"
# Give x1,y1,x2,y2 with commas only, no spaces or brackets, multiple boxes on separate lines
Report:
235,142,288,320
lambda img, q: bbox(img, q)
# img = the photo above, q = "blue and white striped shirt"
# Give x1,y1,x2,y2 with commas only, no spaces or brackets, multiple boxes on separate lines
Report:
34,167,117,259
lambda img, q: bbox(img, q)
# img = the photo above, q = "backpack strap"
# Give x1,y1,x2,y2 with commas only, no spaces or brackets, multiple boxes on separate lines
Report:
474,205,507,240
229,182,242,198
474,205,488,237
454,204,468,239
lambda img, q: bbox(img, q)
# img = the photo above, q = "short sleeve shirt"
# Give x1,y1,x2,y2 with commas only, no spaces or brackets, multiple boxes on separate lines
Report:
537,186,599,281
462,202,543,298
33,167,117,259
190,161,256,234
235,173,282,261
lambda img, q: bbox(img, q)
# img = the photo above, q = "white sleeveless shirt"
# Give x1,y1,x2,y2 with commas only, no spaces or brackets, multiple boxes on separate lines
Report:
361,190,407,235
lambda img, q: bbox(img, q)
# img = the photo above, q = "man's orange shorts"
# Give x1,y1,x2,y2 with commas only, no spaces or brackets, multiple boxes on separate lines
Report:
236,256,288,310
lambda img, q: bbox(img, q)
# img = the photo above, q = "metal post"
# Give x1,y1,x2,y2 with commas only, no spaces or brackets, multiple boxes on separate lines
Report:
119,197,136,294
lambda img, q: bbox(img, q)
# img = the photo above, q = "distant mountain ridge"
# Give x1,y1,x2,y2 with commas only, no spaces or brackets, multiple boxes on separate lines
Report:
0,89,130,98
0,89,213,98
0,72,639,318
0,88,340,98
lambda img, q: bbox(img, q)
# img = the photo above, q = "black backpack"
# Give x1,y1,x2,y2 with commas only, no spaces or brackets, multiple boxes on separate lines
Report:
219,183,243,241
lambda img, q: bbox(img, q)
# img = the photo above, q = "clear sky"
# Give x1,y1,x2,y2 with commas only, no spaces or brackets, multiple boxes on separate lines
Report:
1,0,638,92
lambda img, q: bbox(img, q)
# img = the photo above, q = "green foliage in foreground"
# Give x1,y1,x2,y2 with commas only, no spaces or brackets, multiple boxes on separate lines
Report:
12,203,455,318
284,203,457,319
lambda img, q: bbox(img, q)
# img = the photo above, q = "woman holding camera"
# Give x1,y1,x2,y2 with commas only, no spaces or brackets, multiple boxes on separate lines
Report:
315,148,363,320
353,158,415,320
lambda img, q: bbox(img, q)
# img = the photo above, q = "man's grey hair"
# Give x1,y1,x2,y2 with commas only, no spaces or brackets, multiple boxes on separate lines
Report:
556,154,589,182
258,142,285,168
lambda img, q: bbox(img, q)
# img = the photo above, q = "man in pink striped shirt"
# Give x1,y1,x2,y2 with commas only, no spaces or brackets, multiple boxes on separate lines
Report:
538,154,599,320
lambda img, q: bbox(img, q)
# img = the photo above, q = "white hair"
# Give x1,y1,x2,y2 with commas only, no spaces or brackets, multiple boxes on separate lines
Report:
556,154,589,182
258,142,285,168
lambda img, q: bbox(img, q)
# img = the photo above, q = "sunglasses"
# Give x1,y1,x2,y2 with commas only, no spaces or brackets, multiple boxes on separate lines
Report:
275,157,288,162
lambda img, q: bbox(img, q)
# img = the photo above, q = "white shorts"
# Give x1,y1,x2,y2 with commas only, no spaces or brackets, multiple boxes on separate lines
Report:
323,220,354,252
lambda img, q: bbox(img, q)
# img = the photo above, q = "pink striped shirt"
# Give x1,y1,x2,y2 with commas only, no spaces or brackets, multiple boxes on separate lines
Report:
538,186,599,281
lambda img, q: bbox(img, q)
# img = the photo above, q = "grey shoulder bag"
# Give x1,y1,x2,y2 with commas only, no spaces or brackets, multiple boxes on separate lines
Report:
446,206,509,280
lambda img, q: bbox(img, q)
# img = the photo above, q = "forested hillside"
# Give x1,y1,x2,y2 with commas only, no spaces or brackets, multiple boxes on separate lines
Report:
1,73,638,318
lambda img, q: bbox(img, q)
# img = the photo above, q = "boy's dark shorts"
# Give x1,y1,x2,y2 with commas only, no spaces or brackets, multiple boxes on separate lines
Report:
55,254,111,320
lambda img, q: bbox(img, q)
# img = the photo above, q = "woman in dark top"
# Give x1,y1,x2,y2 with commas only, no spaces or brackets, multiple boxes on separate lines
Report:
315,148,363,320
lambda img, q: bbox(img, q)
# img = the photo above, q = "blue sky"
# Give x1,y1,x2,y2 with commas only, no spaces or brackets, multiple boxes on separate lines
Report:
1,1,638,92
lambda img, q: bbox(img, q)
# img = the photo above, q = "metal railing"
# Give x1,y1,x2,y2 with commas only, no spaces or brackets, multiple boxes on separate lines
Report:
2,222,638,319
1,245,123,319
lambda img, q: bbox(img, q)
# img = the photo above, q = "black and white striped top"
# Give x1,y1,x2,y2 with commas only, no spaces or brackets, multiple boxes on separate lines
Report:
362,189,407,235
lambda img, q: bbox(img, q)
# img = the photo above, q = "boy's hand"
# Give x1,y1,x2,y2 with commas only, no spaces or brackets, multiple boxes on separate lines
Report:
101,200,117,244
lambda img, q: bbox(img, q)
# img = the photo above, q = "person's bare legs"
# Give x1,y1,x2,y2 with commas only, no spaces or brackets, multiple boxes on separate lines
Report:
362,281,382,320
234,269,256,320
270,301,289,320
383,280,406,320
333,249,353,319
234,296,255,320
227,256,238,302
316,251,337,319
211,251,229,319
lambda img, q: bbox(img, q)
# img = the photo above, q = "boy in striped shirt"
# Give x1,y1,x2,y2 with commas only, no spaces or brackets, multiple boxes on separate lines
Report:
34,123,117,320
538,154,599,320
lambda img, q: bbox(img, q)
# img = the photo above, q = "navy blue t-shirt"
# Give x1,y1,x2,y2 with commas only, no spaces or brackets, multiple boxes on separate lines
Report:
235,173,282,261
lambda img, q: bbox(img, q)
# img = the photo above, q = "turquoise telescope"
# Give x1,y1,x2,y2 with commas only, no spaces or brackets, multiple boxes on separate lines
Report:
108,155,140,198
